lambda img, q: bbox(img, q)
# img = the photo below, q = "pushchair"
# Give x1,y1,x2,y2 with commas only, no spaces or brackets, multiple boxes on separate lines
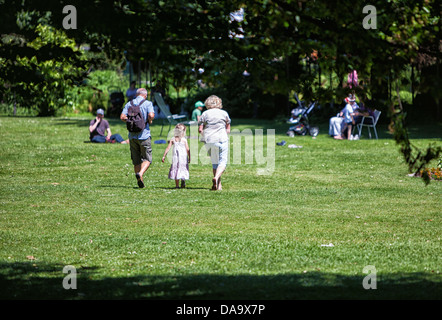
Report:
286,94,319,137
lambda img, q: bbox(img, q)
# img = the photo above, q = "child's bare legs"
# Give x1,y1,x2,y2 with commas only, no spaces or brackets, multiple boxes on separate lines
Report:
175,179,180,188
347,124,352,140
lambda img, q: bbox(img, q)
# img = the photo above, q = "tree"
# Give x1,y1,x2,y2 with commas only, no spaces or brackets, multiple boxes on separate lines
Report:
1,0,440,182
0,3,90,115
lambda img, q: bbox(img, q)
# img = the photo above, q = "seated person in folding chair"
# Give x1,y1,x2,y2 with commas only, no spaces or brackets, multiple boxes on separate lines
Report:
151,83,168,119
353,102,375,125
334,94,356,140
329,114,344,137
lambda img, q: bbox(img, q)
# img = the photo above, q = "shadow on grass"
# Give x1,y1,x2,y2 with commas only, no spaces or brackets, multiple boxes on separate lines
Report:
154,186,209,190
54,118,92,127
97,184,208,190
407,125,442,140
0,261,440,300
98,185,140,189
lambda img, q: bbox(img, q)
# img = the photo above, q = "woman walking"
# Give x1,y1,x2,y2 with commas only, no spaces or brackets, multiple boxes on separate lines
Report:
198,95,231,190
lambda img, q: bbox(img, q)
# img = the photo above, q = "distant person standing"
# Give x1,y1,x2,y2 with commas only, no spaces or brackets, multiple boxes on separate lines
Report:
120,88,155,188
347,69,359,88
334,94,357,140
126,81,137,102
89,108,128,144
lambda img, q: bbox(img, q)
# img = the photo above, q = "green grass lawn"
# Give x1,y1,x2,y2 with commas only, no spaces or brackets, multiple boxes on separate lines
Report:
0,115,440,300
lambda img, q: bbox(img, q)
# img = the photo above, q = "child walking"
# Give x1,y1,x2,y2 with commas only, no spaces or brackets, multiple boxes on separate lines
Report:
162,124,190,188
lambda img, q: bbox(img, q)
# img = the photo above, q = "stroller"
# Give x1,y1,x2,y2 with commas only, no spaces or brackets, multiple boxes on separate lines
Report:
286,94,319,137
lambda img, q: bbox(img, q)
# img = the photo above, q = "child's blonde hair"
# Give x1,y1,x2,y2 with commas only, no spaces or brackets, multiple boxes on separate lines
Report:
174,123,186,139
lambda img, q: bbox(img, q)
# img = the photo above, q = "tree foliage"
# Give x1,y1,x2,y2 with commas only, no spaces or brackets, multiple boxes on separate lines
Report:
0,3,90,115
0,0,440,181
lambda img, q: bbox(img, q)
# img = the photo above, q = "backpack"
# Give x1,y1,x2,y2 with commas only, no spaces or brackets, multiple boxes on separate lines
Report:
126,99,146,133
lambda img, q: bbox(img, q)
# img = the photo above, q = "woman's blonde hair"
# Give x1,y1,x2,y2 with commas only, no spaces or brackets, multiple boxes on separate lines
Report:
174,123,186,138
204,95,223,109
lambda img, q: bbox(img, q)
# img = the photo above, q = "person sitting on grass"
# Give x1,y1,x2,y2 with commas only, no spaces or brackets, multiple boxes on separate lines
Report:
89,108,129,144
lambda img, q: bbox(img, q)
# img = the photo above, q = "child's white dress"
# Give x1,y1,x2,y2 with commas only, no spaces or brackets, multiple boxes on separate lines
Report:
168,137,189,180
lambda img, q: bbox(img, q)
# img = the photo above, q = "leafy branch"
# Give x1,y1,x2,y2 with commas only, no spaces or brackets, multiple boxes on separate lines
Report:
390,82,441,184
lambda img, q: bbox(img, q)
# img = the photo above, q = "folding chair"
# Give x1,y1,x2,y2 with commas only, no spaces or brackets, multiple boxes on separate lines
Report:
153,92,191,136
357,110,381,139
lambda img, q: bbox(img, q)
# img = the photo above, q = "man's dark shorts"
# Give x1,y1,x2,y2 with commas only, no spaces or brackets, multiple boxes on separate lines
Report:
130,137,152,165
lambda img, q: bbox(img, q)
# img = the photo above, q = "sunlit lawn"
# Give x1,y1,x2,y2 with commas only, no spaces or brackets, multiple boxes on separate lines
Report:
0,116,440,299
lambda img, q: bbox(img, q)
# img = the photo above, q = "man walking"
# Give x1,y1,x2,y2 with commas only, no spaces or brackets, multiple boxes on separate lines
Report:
120,88,155,188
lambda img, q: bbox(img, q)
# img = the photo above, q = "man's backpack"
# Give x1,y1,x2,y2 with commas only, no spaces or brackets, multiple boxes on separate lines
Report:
126,99,146,133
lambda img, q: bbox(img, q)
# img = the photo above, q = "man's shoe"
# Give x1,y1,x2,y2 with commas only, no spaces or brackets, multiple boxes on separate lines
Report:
135,173,145,188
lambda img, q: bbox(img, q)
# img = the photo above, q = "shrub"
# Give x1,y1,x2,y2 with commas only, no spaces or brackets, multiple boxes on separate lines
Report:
63,70,127,116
